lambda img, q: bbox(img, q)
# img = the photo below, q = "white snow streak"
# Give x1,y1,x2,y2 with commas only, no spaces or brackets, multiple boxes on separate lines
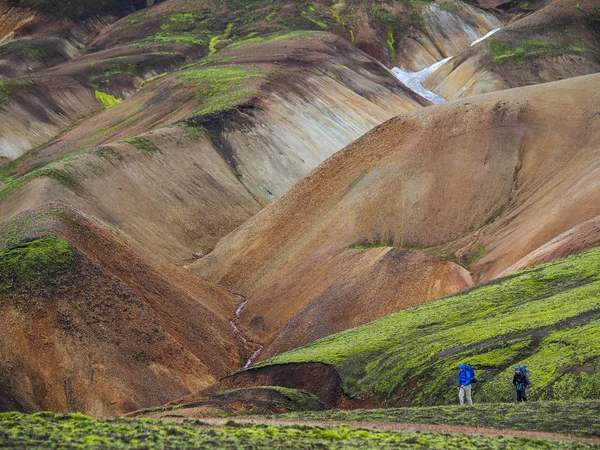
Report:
391,27,502,104
470,28,501,47
391,57,453,104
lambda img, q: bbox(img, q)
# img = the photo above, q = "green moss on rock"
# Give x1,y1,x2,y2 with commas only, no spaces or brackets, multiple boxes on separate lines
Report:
176,64,264,119
95,90,123,109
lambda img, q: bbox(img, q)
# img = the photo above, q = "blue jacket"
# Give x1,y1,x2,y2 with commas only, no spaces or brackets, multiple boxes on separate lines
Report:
457,369,471,387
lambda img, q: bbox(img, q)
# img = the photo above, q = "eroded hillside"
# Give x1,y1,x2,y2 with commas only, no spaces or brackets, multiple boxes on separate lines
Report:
0,203,243,416
1,0,600,421
209,245,600,408
423,0,600,99
192,73,600,359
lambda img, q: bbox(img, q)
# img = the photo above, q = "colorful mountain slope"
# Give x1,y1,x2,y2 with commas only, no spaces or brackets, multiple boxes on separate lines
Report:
191,73,600,359
423,0,600,99
0,203,243,416
223,246,600,407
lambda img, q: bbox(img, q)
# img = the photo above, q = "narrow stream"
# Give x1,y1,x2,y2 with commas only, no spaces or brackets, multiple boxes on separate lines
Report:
391,27,502,104
230,294,264,369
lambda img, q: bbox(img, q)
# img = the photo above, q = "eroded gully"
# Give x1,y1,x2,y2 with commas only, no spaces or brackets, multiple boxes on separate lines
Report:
230,294,264,369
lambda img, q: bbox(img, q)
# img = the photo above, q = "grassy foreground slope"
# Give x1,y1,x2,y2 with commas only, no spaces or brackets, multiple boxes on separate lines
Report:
252,247,600,406
1,412,598,449
277,401,600,437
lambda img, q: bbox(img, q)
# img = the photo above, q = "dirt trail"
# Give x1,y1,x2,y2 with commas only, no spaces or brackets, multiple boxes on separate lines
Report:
186,417,600,444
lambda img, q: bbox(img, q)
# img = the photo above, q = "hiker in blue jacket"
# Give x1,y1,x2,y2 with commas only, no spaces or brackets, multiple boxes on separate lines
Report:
457,364,473,406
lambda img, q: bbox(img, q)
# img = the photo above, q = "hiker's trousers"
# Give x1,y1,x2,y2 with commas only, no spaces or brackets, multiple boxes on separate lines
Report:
517,388,527,402
459,384,473,406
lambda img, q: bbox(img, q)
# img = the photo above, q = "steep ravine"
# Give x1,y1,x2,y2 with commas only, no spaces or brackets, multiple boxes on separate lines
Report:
395,2,504,71
391,27,501,103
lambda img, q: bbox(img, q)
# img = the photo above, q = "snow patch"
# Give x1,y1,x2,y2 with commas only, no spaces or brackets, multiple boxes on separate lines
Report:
391,27,503,104
470,28,501,47
391,57,453,104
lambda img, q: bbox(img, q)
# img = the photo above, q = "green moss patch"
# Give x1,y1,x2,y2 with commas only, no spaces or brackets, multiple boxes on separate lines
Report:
0,412,595,449
95,90,123,109
176,64,264,120
489,39,585,65
0,169,76,199
254,248,600,405
0,237,75,293
277,400,600,437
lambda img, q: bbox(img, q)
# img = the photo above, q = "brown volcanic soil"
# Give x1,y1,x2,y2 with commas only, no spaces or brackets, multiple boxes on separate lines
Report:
0,203,244,417
257,248,472,359
498,215,600,276
192,73,600,358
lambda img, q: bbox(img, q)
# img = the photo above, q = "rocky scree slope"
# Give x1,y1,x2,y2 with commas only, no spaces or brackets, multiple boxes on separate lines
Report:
191,73,600,359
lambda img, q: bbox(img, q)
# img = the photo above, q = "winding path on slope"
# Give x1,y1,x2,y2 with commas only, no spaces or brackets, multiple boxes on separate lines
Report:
186,417,600,444
230,294,264,368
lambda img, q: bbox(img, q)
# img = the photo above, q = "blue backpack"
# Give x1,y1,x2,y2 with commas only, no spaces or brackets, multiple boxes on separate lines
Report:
515,365,531,384
465,365,479,383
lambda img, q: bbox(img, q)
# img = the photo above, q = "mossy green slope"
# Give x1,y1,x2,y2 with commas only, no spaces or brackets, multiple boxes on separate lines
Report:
254,248,600,405
276,400,600,437
1,412,597,449
0,209,75,295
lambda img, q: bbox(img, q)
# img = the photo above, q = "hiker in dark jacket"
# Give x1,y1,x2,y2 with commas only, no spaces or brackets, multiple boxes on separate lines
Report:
457,364,473,406
513,367,530,402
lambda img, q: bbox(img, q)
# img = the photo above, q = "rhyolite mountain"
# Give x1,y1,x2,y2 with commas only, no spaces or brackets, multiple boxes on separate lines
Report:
1,0,599,418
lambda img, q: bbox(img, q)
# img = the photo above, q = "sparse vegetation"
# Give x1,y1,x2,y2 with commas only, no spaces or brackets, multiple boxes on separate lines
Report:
1,412,596,449
0,79,34,105
348,240,394,249
276,401,600,437
139,72,168,88
226,30,322,50
0,169,76,199
575,1,600,22
489,39,585,64
470,244,486,264
121,137,161,155
214,386,325,411
253,248,600,406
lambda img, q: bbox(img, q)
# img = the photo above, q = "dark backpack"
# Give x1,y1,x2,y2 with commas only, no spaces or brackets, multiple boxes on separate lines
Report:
465,365,479,383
